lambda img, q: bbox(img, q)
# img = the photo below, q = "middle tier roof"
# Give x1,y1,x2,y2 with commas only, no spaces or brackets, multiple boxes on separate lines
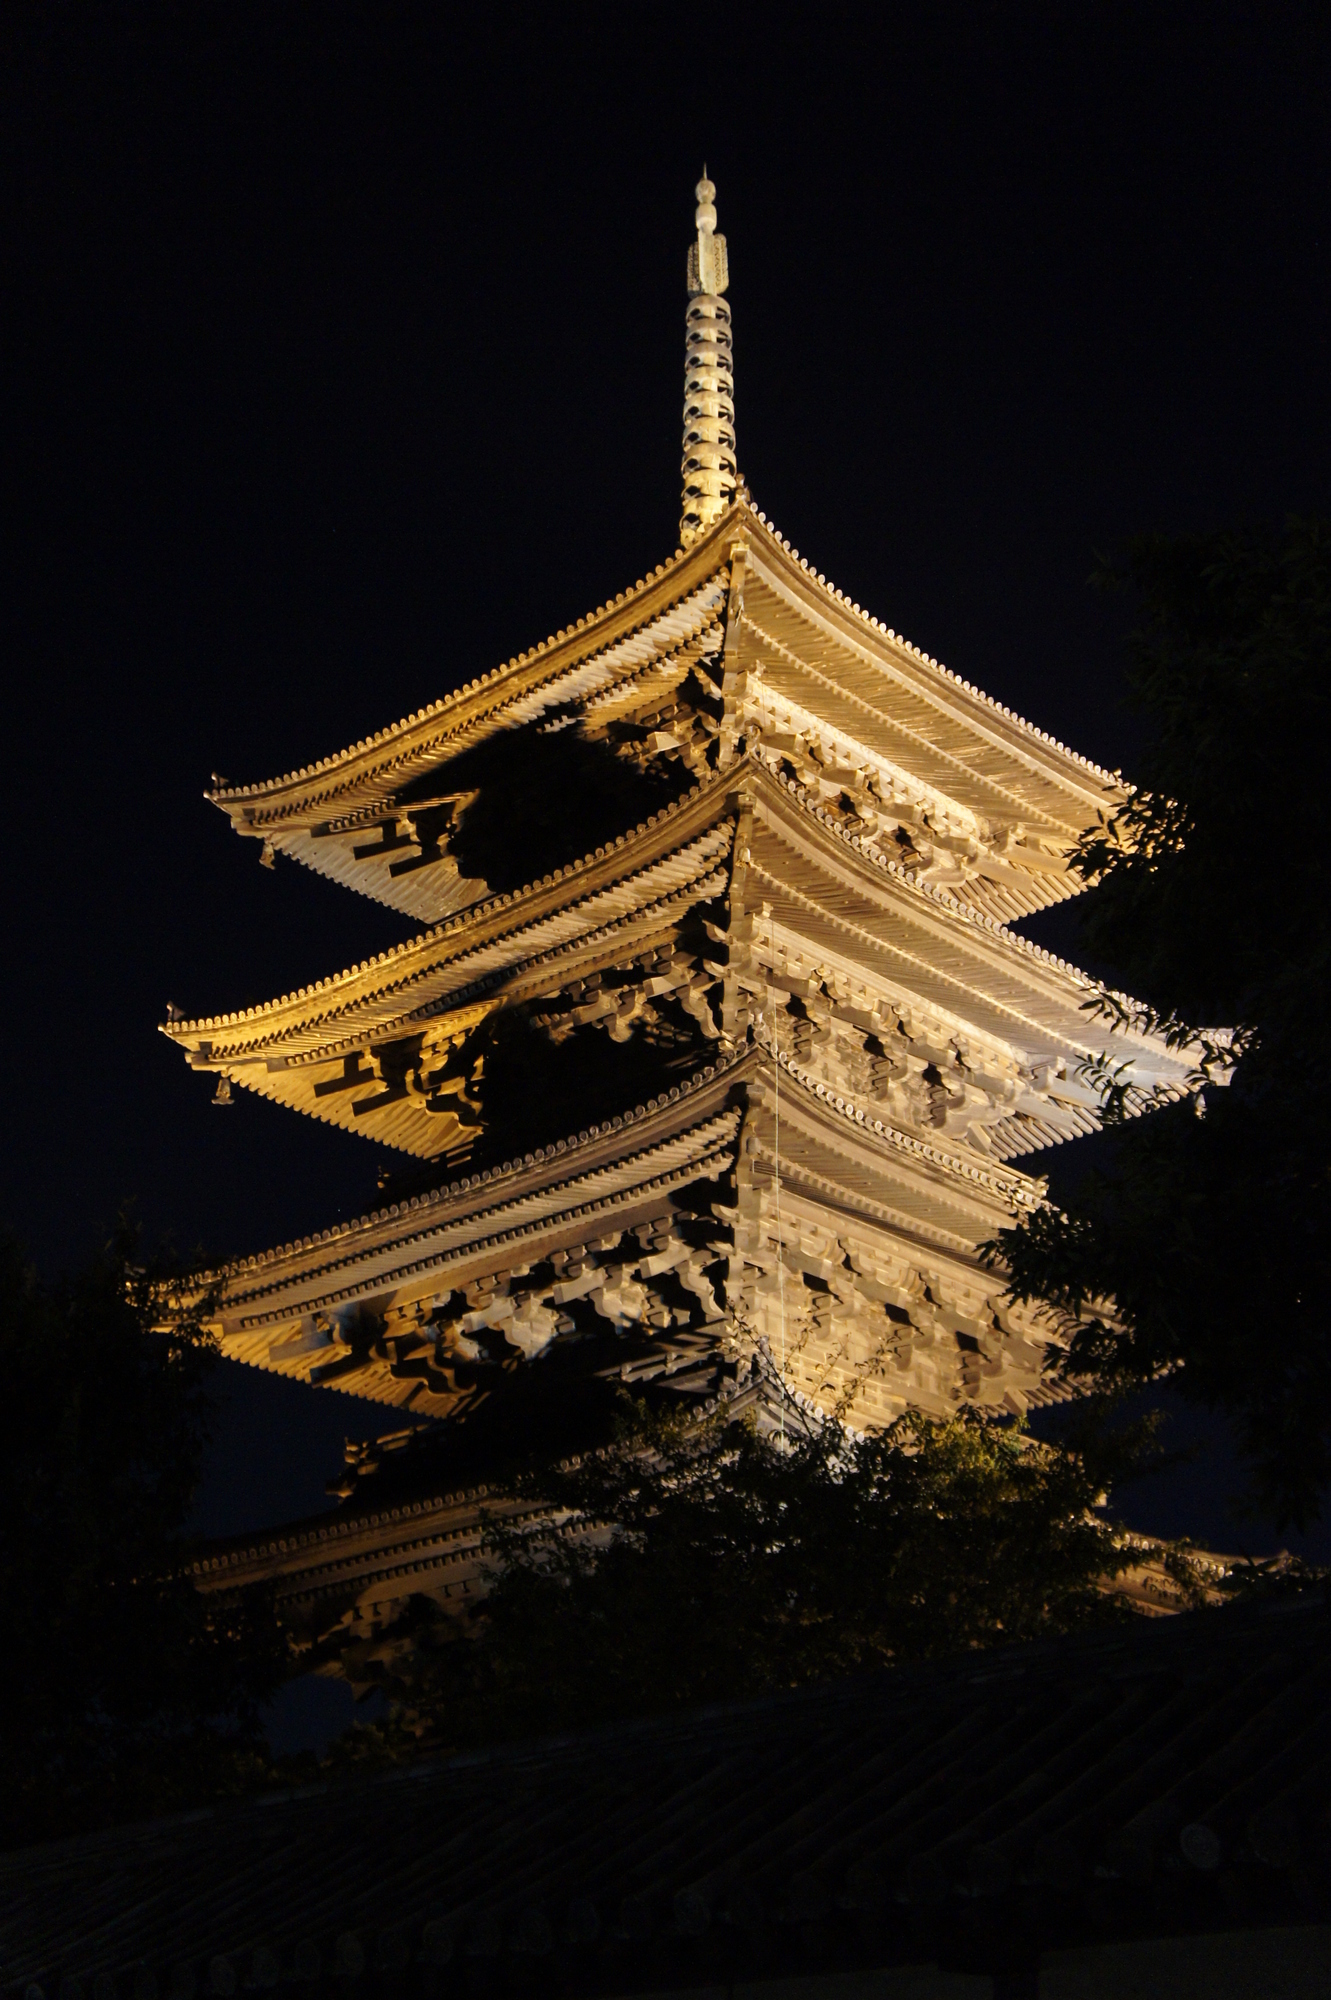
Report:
164,759,1193,1167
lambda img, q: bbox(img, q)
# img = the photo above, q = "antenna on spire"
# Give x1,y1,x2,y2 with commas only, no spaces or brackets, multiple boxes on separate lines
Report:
680,169,737,545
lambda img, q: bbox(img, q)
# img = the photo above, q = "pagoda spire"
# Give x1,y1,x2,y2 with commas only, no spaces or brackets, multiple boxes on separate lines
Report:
680,170,736,546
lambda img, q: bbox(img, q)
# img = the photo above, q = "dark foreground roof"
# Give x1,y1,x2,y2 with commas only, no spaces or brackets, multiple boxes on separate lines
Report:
5,1595,1330,1997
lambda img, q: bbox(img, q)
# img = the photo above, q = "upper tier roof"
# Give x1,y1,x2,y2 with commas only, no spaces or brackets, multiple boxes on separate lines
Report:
207,501,1120,925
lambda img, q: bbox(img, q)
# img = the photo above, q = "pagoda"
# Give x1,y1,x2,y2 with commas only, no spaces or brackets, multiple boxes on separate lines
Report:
169,175,1191,1526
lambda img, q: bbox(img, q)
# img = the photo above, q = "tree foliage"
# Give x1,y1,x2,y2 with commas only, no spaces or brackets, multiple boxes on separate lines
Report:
0,1229,288,1848
993,518,1331,1528
344,1398,1165,1756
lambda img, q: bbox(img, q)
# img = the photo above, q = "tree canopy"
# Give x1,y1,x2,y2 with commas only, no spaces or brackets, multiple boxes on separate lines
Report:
0,1230,288,1848
994,517,1331,1529
338,1396,1179,1758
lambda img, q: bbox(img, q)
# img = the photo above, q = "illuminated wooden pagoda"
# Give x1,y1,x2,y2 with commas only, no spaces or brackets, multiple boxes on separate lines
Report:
168,174,1191,1477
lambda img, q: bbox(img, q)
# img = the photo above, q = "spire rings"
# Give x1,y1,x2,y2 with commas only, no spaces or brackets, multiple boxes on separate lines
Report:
681,295,736,542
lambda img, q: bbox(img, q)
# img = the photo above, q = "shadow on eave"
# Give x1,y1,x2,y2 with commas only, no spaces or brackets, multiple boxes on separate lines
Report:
393,713,697,895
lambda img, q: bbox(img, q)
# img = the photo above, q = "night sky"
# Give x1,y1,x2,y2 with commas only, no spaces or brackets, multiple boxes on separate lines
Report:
4,5,1328,1551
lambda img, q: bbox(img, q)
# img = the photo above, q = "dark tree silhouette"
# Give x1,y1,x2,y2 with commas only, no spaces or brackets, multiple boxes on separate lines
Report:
0,1228,288,1847
331,1397,1173,1758
993,518,1331,1529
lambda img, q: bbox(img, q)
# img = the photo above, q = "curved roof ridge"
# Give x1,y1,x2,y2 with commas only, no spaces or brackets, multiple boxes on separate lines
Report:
207,529,738,811
166,775,732,1038
233,1128,739,1329
194,849,731,1073
204,498,1117,834
747,767,1191,1075
191,1484,502,1577
745,503,1118,787
278,859,731,1074
213,1045,752,1283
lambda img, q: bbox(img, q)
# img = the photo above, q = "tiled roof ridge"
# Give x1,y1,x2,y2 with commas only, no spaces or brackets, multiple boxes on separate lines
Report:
276,861,732,1075
758,1037,1044,1212
190,855,731,1094
195,1502,1238,1672
207,540,733,810
173,837,733,1067
747,616,1093,842
206,491,1121,828
168,779,735,1038
745,503,1119,788
305,617,727,842
191,1490,551,1582
229,1131,740,1327
212,1044,753,1284
247,608,727,840
10,1592,1318,1876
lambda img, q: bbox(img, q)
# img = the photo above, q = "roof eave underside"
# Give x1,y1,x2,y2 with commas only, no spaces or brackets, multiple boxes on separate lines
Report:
209,1049,1041,1326
163,777,740,1053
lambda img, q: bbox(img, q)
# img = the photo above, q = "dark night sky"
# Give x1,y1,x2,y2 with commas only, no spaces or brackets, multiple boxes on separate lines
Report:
3,4,1328,1549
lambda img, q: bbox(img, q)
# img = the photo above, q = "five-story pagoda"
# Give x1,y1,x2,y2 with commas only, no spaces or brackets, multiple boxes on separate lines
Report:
169,176,1190,1513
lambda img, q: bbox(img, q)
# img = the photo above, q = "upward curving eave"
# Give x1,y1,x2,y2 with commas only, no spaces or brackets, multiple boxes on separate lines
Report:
187,1044,1051,1416
164,787,739,1159
737,510,1118,834
205,526,738,914
165,774,738,1056
170,758,1138,1073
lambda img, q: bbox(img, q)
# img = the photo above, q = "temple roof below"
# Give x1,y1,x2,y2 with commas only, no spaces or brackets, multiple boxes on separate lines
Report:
14,1595,1324,1988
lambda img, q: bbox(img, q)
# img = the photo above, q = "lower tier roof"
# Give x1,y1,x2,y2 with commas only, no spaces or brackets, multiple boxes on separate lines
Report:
187,1051,1070,1439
